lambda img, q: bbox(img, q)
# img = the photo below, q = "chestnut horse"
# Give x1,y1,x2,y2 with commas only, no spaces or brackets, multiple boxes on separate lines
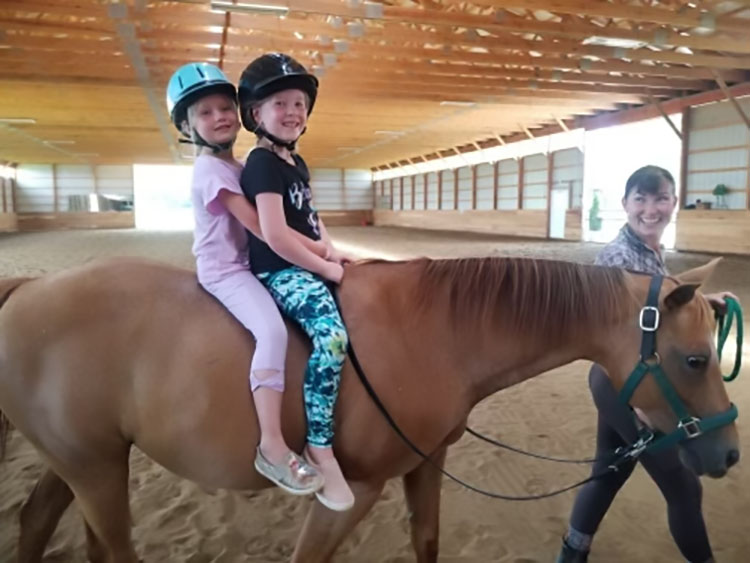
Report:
0,256,739,563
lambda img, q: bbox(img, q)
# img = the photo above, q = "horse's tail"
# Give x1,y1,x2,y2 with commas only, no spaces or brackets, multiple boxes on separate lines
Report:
0,276,32,461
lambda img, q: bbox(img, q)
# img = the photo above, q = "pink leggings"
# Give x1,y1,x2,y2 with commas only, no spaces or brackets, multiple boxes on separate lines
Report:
201,270,287,392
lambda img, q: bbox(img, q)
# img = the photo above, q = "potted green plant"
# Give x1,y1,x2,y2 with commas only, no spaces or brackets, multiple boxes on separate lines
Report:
712,183,729,208
588,191,602,231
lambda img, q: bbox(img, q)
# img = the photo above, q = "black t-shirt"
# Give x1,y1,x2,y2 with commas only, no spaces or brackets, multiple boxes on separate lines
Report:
240,148,320,275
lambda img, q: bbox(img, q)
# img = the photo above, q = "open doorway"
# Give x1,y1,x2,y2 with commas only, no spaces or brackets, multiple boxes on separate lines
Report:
133,164,194,230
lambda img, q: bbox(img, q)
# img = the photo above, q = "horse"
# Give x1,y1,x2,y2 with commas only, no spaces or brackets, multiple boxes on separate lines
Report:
0,255,739,563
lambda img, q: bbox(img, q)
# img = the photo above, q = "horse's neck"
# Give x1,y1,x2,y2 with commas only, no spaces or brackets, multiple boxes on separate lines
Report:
441,272,644,406
341,261,643,412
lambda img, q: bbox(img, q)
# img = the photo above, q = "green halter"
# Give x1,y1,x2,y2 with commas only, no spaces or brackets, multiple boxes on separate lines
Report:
618,276,739,454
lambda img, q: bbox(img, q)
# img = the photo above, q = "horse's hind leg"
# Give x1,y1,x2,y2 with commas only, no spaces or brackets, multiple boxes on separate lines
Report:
291,479,385,563
403,446,447,563
57,453,138,563
18,468,74,563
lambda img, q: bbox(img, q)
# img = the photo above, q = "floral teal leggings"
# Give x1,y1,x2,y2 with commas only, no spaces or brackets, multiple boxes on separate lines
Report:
257,266,348,447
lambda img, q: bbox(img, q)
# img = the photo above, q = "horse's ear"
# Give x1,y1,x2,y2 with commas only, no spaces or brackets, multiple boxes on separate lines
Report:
675,257,722,285
663,284,700,310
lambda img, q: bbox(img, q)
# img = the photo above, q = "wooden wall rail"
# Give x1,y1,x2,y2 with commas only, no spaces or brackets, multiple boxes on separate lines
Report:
675,210,750,255
16,212,135,232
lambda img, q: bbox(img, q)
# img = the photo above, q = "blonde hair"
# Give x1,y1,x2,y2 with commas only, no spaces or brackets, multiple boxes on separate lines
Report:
183,95,238,149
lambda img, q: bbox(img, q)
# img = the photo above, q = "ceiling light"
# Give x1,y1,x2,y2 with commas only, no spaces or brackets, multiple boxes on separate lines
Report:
439,101,476,107
0,117,36,124
72,152,100,157
294,31,304,40
333,39,349,53
210,1,288,16
364,1,383,18
347,22,364,38
583,36,647,49
374,130,404,135
44,140,76,145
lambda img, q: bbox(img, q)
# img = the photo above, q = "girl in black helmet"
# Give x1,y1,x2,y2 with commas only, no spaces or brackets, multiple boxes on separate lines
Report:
237,53,355,512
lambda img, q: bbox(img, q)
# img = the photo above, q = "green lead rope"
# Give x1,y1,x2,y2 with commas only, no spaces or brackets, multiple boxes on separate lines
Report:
717,297,743,382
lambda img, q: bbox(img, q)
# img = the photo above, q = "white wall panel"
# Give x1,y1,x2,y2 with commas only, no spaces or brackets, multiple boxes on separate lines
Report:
552,148,583,210
440,171,455,210
686,102,750,210
476,163,494,210
457,166,472,210
413,176,425,210
310,168,373,210
427,172,439,210
523,154,548,209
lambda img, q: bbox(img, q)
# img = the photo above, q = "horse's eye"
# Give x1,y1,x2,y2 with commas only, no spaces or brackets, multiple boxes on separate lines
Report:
686,355,708,370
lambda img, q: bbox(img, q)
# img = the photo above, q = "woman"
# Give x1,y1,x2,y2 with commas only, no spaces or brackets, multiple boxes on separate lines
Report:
556,165,735,563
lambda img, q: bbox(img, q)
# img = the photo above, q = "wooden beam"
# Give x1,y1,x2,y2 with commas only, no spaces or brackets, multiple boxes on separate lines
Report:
493,161,499,210
11,167,18,213
437,170,443,210
92,164,100,195
711,70,750,131
52,163,59,213
520,125,535,140
399,176,404,210
518,157,525,210
460,0,749,35
647,93,683,140
341,168,347,210
218,11,231,70
471,165,478,210
546,152,554,239
137,3,750,55
679,107,691,206
579,81,750,131
247,0,750,56
453,168,459,210
554,116,570,132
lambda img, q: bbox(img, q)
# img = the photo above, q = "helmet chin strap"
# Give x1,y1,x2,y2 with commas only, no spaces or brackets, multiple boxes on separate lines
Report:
254,122,306,152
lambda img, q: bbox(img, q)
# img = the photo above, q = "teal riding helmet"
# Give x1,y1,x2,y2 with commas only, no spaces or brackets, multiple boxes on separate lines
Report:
166,62,237,131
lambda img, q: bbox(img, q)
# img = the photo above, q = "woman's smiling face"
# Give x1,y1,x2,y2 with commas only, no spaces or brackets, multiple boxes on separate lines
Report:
622,177,677,244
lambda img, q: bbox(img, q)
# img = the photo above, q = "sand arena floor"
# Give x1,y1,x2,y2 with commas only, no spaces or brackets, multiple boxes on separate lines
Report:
0,226,748,562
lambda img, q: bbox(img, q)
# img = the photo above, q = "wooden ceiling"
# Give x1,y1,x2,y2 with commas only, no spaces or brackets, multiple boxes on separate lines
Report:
1,0,750,170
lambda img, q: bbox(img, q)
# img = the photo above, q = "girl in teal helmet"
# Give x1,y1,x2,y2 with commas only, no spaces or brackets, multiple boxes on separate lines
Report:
237,53,356,512
166,62,329,496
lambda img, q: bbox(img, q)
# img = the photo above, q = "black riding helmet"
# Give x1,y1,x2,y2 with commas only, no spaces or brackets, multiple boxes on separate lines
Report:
238,53,318,149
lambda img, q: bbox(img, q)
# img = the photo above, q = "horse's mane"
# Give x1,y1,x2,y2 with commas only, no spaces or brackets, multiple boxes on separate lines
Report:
411,256,634,339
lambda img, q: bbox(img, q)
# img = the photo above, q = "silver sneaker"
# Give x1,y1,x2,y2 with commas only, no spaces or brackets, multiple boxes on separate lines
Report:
254,447,324,495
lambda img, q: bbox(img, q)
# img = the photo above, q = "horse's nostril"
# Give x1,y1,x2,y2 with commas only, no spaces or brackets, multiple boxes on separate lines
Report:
726,449,740,468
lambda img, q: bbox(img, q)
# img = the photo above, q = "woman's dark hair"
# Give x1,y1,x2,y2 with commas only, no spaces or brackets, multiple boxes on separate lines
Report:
624,165,675,199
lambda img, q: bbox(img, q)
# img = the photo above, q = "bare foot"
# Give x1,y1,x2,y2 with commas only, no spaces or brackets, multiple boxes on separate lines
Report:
304,445,355,511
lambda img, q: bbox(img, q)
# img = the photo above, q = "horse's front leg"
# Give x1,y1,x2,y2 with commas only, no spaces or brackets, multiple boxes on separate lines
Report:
18,467,75,563
403,445,447,563
291,479,385,563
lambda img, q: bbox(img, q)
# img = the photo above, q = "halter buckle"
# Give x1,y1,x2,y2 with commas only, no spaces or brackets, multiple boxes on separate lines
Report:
678,417,702,439
639,306,660,332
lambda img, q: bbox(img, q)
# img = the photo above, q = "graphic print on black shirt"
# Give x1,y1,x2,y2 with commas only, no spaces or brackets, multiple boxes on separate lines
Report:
240,148,321,275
